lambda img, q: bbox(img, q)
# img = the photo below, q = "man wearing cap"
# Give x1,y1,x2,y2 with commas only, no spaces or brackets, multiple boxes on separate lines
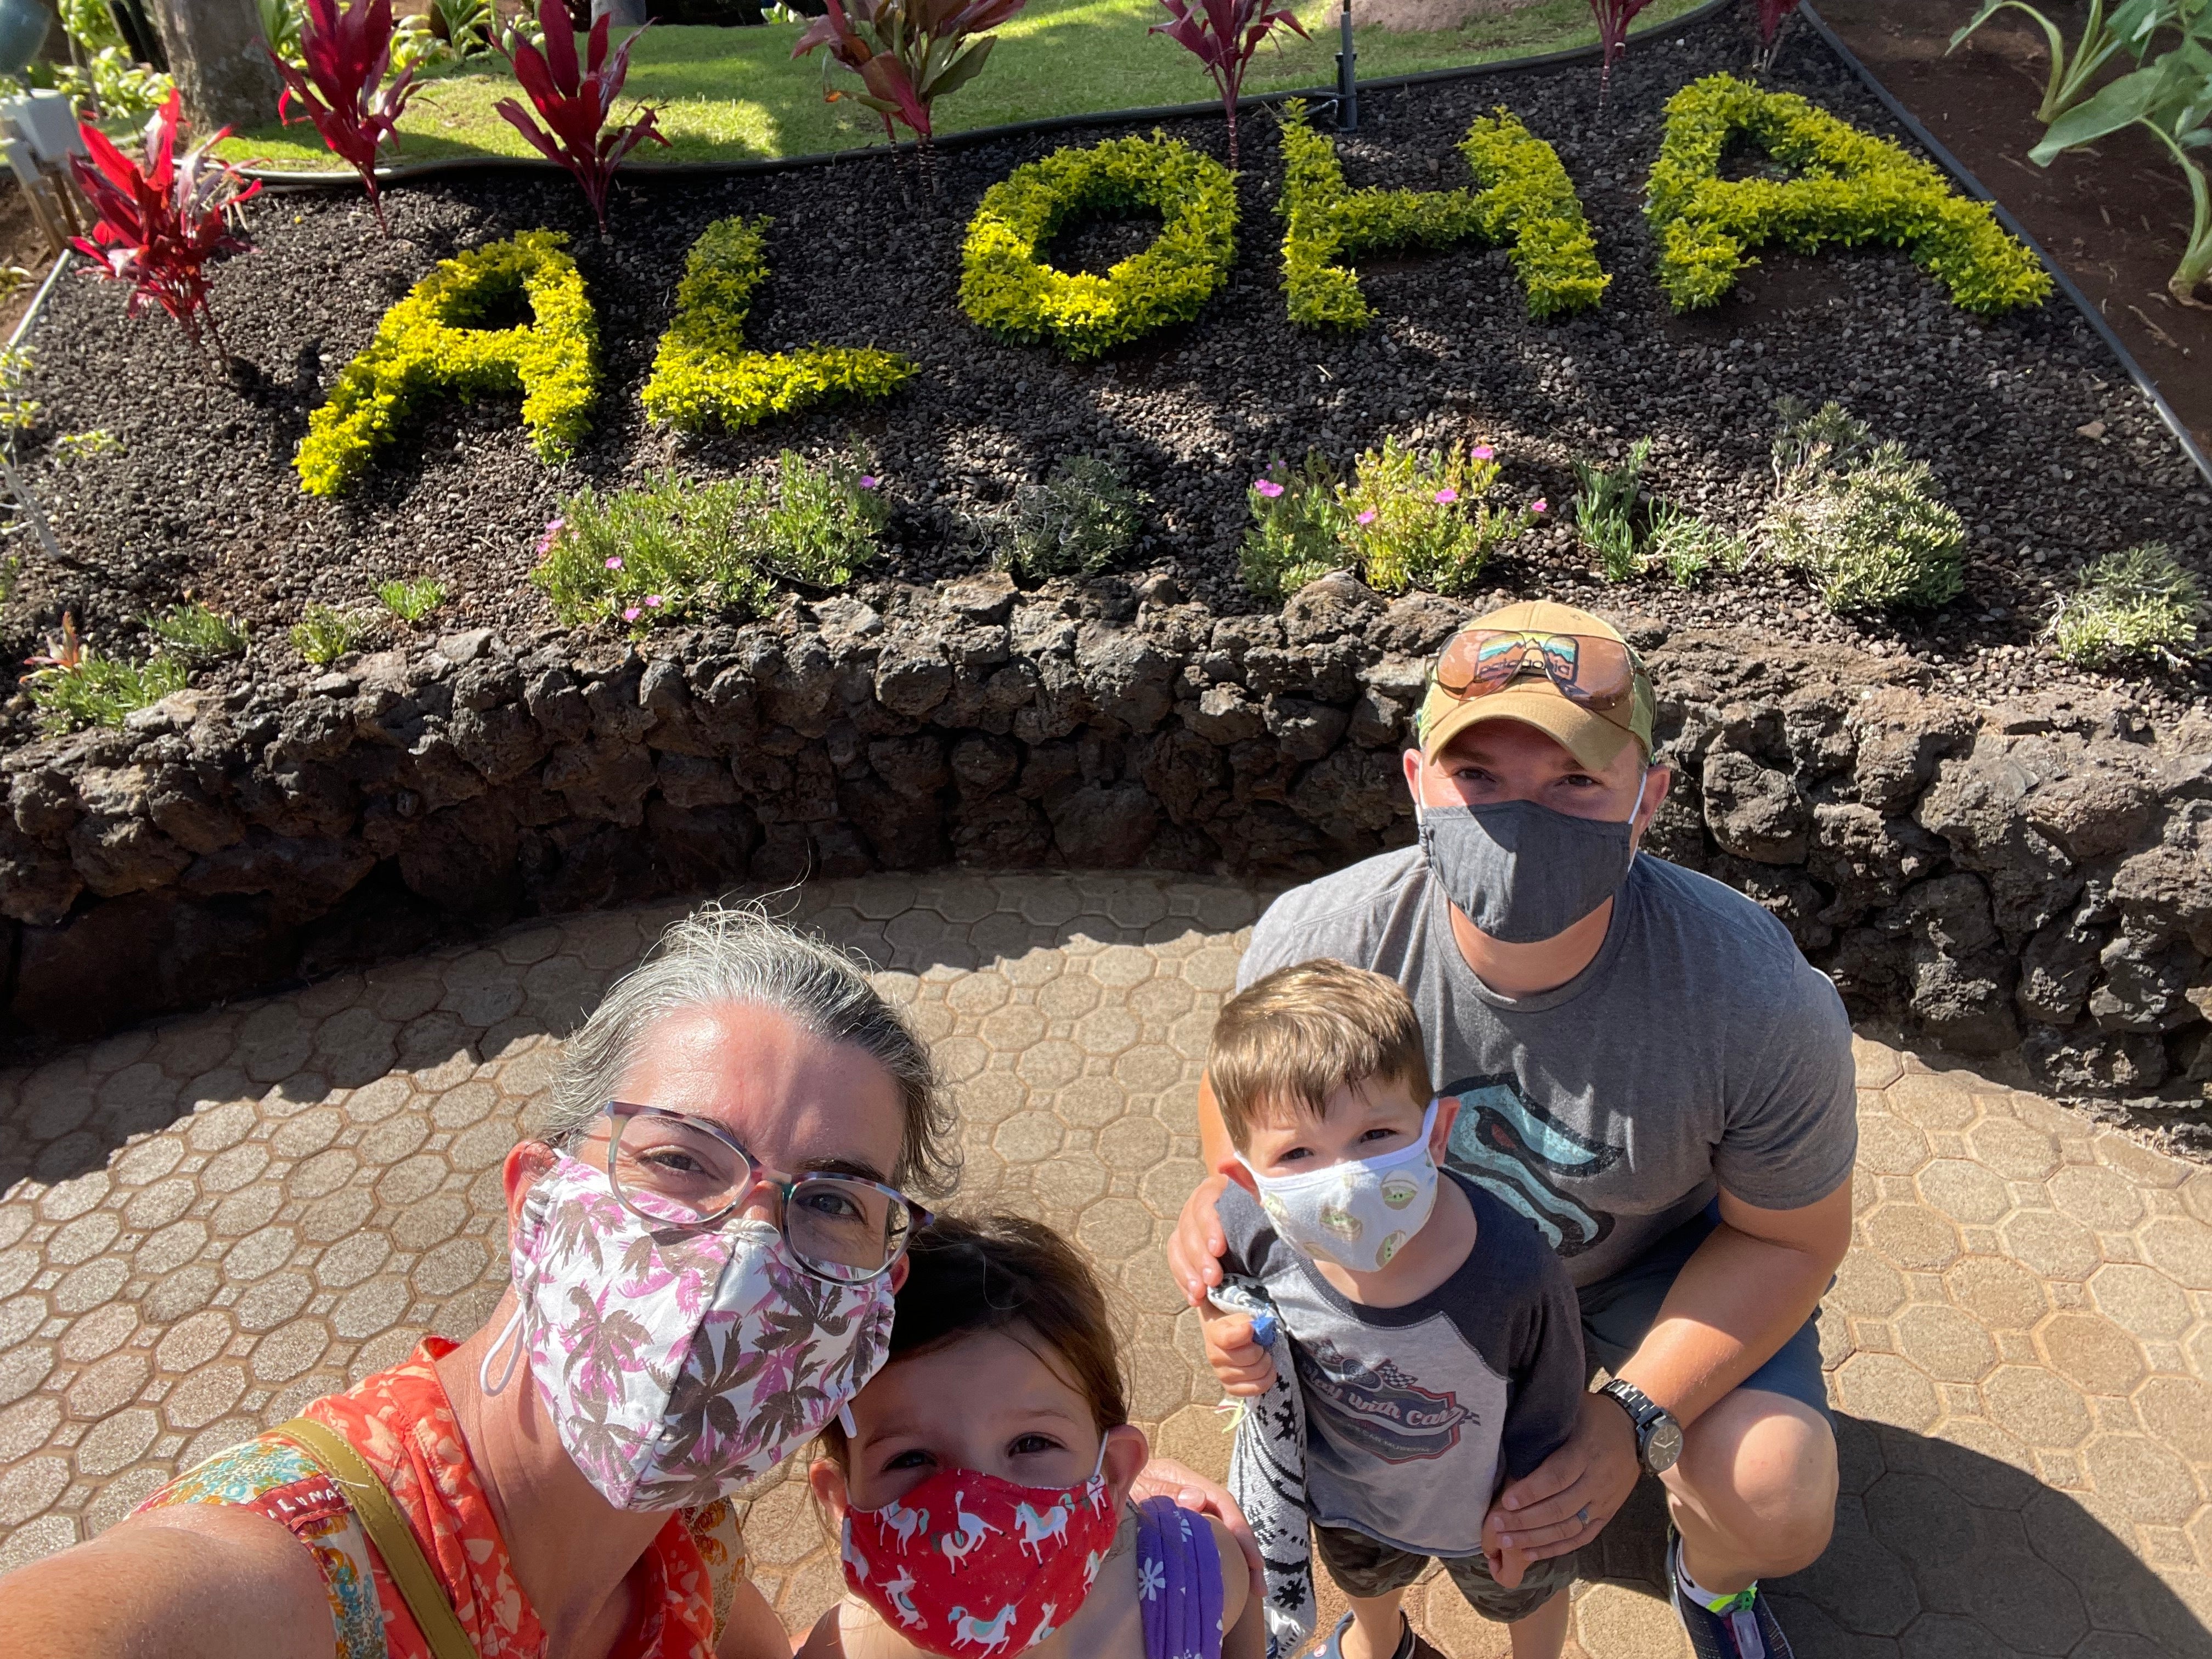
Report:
1171,601,1854,1659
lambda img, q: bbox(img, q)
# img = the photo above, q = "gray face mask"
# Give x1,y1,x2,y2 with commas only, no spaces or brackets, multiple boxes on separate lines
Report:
1417,774,1646,944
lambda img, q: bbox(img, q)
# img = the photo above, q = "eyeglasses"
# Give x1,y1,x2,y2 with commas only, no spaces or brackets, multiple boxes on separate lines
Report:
590,1102,930,1284
1432,628,1639,712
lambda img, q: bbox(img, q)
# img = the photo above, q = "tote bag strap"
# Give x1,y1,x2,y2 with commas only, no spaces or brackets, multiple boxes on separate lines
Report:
272,1416,480,1659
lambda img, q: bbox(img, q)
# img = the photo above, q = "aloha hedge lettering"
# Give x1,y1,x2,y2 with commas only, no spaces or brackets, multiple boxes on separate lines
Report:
296,230,599,498
1646,73,2052,317
1457,108,1610,320
641,216,918,433
961,133,1238,360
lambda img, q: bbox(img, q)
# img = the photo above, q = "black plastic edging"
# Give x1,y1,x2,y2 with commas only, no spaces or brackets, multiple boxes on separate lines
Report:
1799,2,2212,491
239,0,1733,187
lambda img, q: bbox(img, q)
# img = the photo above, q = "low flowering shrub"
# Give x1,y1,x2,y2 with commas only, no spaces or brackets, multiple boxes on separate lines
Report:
1762,407,1965,613
1240,452,1347,601
2046,544,2204,668
295,230,599,496
534,451,884,628
962,134,1237,360
495,0,668,235
1007,456,1147,578
1457,109,1609,319
20,615,188,734
640,216,916,434
1646,74,2052,316
1342,437,1531,596
69,91,259,360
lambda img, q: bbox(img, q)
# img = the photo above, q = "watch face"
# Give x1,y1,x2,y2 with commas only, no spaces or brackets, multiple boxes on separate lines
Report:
1644,1417,1684,1474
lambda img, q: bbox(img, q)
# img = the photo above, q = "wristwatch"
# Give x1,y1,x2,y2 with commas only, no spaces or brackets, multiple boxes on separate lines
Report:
1599,1379,1684,1475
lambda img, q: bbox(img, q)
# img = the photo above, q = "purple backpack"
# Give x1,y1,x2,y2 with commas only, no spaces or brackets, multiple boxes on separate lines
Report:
1135,1497,1227,1659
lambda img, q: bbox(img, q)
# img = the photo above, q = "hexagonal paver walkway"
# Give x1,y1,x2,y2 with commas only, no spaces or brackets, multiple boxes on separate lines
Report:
0,873,2209,1658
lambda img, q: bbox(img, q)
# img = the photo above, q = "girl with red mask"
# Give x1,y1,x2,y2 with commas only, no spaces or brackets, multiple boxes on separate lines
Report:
804,1215,1265,1659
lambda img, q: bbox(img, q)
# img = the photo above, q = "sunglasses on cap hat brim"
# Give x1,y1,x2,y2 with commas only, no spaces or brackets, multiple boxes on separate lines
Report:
1432,627,1640,712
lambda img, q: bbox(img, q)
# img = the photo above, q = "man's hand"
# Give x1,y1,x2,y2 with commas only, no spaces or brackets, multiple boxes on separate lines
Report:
1483,1391,1639,1561
1131,1457,1265,1606
1203,1309,1276,1396
1478,1508,1536,1591
1168,1173,1232,1305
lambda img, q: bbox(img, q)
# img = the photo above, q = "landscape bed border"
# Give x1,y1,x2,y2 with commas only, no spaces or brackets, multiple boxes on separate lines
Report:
3,8,2209,1146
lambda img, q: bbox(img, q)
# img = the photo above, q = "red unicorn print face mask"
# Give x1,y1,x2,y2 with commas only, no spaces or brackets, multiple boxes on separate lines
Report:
840,1451,1119,1657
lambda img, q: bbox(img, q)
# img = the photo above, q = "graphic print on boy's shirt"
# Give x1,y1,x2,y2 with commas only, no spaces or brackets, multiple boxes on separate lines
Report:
1218,1174,1585,1559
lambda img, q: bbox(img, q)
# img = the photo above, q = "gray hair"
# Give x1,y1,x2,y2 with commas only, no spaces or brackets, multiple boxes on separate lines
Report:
542,901,959,1199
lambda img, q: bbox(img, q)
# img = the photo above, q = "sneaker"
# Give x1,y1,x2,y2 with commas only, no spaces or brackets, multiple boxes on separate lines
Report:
1312,1611,1434,1659
1667,1531,1795,1659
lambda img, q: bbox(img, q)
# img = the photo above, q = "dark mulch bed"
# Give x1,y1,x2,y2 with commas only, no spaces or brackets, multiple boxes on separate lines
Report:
1819,0,2212,458
12,3,2211,747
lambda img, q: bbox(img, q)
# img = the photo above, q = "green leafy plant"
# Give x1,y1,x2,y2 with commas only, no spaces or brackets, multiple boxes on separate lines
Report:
961,133,1238,360
535,475,773,629
792,0,1025,174
1770,396,1872,486
1008,456,1146,578
376,575,448,625
260,0,307,66
54,430,123,459
1643,501,1747,587
20,614,189,733
148,601,249,665
291,603,374,665
758,451,888,588
2046,543,2204,666
1763,436,1965,614
296,230,599,496
1949,0,2175,125
2029,31,2212,307
1342,437,1531,596
54,0,174,119
1573,437,1652,582
1647,74,2053,315
1241,452,1347,601
641,216,916,433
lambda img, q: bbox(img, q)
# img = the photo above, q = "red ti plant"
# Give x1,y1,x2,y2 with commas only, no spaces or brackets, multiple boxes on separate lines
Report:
495,0,669,236
69,91,260,364
793,0,1026,184
1150,0,1309,170
1588,0,1654,101
1754,0,1800,71
267,0,417,234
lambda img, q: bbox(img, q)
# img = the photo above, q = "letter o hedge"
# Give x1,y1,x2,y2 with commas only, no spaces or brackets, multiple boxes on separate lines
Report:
961,133,1237,360
296,229,599,497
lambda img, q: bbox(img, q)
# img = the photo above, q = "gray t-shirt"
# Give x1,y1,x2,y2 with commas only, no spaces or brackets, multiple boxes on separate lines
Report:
1237,850,1857,1288
1220,1172,1584,1558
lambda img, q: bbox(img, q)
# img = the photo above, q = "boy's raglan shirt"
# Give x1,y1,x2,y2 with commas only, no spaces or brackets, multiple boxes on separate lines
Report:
1218,1170,1584,1559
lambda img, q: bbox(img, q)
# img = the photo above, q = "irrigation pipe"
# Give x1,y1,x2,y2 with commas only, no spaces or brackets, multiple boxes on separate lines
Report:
1798,2,2212,491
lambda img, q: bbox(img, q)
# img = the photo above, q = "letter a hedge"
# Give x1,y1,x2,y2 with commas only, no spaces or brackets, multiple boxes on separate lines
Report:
641,216,917,433
295,230,599,497
961,133,1237,360
1646,74,2052,317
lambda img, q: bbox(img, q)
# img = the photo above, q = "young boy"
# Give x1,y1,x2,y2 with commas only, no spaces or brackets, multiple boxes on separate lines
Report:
1198,958,1585,1659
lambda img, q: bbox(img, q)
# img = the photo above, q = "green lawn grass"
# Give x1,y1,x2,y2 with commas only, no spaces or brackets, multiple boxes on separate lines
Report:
218,0,1709,170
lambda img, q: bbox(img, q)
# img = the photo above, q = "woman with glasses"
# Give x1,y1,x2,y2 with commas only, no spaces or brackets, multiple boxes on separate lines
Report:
0,904,961,1659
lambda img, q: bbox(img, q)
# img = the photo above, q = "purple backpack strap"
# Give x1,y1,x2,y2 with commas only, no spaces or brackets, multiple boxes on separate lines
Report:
1135,1496,1227,1659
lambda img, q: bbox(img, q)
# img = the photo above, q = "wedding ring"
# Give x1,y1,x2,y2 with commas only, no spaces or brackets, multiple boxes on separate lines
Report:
1575,1505,1590,1526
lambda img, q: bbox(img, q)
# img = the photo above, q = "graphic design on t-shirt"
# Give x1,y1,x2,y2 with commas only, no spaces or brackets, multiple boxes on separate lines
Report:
1441,1073,1621,1259
1293,1338,1473,1464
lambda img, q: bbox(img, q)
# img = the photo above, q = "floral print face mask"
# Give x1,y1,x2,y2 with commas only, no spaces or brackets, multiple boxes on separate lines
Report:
482,1152,896,1511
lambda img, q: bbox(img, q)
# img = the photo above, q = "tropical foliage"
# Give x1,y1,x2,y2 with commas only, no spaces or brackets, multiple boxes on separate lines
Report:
1148,0,1308,168
792,0,1025,160
267,0,419,232
495,0,669,233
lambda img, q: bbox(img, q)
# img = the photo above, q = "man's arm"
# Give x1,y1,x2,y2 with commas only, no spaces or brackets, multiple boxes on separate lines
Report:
0,1505,333,1659
1487,1178,1854,1560
1167,1073,1233,1304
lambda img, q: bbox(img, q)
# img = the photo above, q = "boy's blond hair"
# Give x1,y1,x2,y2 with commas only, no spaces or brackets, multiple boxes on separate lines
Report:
1209,958,1432,1151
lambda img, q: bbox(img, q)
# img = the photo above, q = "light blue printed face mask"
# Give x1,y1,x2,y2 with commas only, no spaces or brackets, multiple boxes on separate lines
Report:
1240,1101,1441,1273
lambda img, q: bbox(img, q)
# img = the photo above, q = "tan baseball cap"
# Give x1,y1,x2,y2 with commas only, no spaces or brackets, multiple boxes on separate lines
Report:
1414,600,1656,772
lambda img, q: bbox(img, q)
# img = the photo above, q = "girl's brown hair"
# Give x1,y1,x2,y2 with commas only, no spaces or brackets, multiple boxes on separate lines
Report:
819,1213,1128,1470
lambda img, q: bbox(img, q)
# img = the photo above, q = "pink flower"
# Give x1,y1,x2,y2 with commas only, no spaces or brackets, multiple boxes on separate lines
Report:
1254,479,1284,498
1357,510,1376,525
533,516,567,555
1531,498,1549,514
1434,488,1459,505
859,475,880,489
622,606,642,622
605,556,623,570
1472,445,1495,461
645,595,664,608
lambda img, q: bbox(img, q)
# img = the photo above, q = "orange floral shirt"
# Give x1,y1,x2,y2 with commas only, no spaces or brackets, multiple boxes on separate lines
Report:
136,1338,743,1659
